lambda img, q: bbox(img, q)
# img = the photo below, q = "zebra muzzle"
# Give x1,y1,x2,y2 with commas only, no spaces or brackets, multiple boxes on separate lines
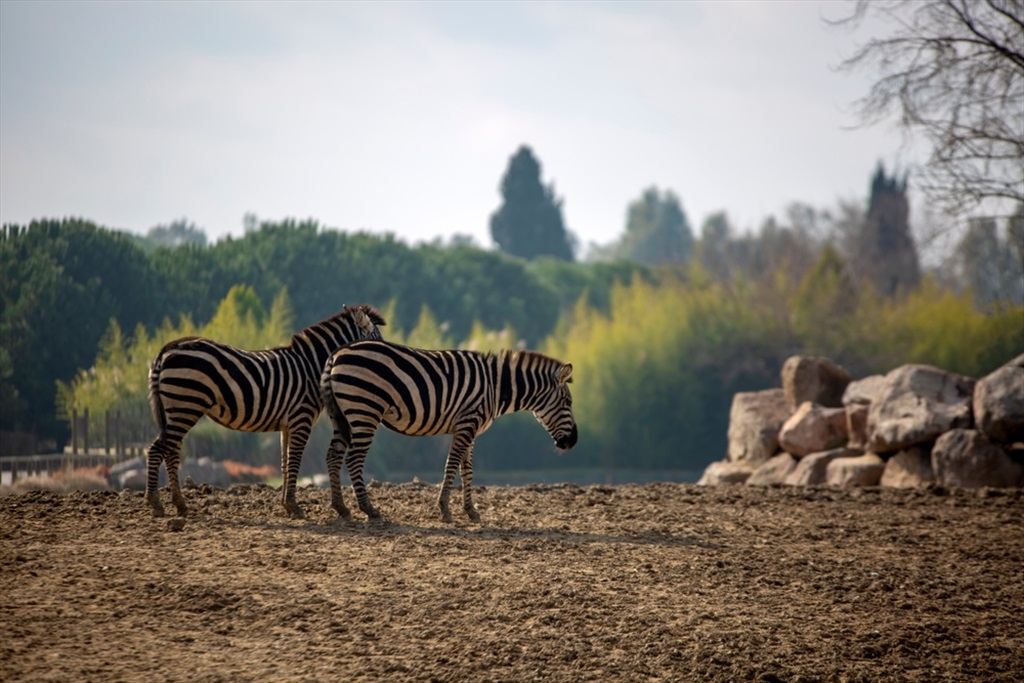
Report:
555,425,578,451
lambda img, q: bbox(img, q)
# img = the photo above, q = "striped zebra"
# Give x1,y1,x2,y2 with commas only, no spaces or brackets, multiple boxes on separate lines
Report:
319,339,577,522
145,304,386,518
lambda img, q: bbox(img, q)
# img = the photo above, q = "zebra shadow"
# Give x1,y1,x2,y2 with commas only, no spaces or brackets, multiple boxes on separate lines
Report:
223,514,727,551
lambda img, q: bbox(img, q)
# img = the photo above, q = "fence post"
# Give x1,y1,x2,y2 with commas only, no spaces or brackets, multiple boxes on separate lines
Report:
115,410,122,457
83,408,89,462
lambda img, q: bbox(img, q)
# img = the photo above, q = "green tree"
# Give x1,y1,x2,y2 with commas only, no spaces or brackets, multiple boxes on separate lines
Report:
695,211,733,282
489,145,574,261
848,163,921,295
955,211,1024,308
0,220,167,441
144,218,208,251
613,187,694,266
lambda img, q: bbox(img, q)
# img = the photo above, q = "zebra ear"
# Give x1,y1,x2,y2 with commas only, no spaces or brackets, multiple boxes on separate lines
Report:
354,309,376,334
558,363,573,384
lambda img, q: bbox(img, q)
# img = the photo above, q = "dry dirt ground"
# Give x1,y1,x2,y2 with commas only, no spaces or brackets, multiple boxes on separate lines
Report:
2,481,1023,682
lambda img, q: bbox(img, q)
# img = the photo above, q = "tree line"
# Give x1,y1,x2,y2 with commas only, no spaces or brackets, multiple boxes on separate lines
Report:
2,161,1021,479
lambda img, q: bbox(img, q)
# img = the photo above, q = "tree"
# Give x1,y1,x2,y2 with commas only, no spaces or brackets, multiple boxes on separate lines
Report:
836,0,1024,215
847,163,922,295
955,211,1024,307
0,220,167,441
146,218,208,250
489,145,575,261
695,211,733,282
612,187,694,266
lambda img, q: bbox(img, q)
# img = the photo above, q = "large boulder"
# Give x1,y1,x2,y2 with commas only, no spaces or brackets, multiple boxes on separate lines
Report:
746,453,798,486
781,355,852,410
784,447,861,486
973,355,1024,445
868,364,975,453
931,429,1024,489
842,375,887,406
778,401,849,457
726,389,790,466
880,445,934,488
697,460,753,485
825,453,885,487
843,375,886,449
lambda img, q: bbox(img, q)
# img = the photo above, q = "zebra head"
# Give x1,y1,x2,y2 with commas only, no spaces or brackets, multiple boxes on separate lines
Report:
349,304,387,342
532,361,578,452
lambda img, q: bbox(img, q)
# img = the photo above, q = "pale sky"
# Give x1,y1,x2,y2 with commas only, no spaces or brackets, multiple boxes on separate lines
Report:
0,0,922,253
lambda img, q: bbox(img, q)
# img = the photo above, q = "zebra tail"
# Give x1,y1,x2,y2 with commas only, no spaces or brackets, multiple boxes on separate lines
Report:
148,350,169,438
319,362,352,445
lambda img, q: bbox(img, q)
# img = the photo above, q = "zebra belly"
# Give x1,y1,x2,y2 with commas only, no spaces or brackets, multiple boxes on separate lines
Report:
206,402,289,433
379,408,492,438
381,414,453,438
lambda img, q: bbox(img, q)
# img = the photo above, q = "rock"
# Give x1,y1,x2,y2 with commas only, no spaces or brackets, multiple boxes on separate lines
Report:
726,389,790,466
846,403,871,450
973,362,1024,445
746,453,798,486
784,447,861,486
697,460,753,485
778,402,849,457
880,445,934,488
843,375,886,449
931,429,1024,488
781,355,852,410
826,453,885,487
842,375,887,406
181,457,232,489
868,364,975,453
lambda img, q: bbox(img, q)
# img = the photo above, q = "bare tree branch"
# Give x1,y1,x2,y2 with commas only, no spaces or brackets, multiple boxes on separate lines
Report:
833,0,1024,216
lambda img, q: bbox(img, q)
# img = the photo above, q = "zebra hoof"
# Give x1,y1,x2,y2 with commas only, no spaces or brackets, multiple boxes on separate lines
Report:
284,501,305,519
361,504,381,520
147,495,165,518
332,504,351,520
465,507,481,523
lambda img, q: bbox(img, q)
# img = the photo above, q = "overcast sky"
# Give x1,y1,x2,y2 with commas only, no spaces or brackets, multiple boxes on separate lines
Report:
0,0,922,252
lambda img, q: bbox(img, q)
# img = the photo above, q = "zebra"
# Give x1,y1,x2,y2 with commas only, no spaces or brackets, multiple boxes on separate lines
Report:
319,339,577,522
145,304,386,518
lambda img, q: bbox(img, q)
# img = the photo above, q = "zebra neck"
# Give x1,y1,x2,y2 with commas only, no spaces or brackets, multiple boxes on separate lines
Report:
495,351,516,416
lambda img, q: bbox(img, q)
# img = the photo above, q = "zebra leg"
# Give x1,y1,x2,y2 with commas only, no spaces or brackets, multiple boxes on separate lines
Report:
345,424,381,520
325,437,351,520
279,430,296,516
145,440,168,517
164,449,187,517
438,425,476,523
459,441,481,522
280,425,313,519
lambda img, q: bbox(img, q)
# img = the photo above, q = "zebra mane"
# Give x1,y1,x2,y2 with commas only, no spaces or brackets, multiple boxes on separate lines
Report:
499,348,562,367
289,304,386,347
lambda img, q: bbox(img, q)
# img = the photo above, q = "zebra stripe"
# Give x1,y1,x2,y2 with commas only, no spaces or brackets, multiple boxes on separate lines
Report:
145,304,385,518
319,340,577,522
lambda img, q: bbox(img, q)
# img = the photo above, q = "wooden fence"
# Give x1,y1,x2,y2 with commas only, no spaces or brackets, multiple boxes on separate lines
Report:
1,408,151,484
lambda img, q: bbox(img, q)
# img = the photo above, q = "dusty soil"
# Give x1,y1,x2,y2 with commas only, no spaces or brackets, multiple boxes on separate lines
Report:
2,481,1023,682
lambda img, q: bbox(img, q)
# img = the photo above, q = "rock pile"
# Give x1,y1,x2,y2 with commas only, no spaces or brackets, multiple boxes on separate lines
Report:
699,353,1024,489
